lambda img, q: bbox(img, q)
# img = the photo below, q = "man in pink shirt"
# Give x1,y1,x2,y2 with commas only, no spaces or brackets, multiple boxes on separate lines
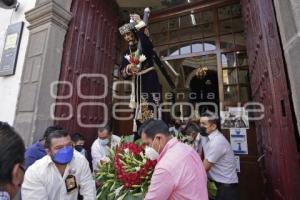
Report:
140,119,208,200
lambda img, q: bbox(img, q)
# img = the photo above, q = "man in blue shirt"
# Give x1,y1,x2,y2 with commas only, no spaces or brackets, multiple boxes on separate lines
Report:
24,126,62,170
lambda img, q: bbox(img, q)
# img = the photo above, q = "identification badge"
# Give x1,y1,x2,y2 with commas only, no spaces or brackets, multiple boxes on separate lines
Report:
65,175,77,193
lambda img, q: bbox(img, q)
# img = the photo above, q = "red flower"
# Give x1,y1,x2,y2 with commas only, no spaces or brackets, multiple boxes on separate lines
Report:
130,56,140,65
114,143,156,189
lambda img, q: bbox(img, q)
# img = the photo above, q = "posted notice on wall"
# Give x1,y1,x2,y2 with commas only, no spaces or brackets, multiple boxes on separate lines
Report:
230,128,248,155
221,107,249,129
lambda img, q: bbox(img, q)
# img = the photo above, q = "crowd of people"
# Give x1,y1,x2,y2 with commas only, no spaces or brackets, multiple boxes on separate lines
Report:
165,114,239,200
0,112,239,200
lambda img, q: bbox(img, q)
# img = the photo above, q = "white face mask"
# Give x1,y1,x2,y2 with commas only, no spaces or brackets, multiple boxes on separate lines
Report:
145,146,160,160
99,138,109,146
145,138,161,160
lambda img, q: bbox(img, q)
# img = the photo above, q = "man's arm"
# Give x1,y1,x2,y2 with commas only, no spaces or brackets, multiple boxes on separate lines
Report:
204,141,226,172
203,159,214,171
78,158,96,200
91,143,107,171
21,167,48,200
112,135,121,147
145,168,174,200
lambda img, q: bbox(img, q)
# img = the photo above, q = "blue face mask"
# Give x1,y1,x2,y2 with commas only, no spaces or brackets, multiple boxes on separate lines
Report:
99,138,109,146
52,146,74,165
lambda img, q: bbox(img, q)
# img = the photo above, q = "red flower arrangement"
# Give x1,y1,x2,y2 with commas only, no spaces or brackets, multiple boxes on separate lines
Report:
129,56,140,65
96,142,156,200
124,53,147,68
114,143,156,189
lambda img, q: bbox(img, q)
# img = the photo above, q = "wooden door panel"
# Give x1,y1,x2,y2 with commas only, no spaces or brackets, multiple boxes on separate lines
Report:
55,0,118,148
241,0,300,199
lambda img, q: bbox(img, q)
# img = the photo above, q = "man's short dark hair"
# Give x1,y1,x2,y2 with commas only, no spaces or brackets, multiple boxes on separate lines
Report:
141,119,171,139
138,119,155,137
43,126,63,139
44,129,69,148
71,133,85,143
98,124,110,133
201,111,220,126
183,123,200,136
0,121,25,185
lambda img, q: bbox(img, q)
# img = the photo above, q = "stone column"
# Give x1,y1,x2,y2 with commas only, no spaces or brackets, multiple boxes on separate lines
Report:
13,0,72,145
274,0,300,133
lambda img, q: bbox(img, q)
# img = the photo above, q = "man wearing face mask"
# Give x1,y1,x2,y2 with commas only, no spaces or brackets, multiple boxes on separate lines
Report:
71,132,87,159
141,119,208,200
200,112,239,200
91,125,121,171
24,126,62,170
0,121,25,200
21,130,96,200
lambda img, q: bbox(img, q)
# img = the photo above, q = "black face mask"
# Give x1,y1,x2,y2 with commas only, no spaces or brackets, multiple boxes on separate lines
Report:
199,126,209,137
75,145,84,152
175,123,181,129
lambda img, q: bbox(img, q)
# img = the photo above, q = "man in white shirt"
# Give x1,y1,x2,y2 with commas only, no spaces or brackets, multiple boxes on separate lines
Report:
200,112,239,200
91,125,121,171
21,130,96,200
168,119,181,137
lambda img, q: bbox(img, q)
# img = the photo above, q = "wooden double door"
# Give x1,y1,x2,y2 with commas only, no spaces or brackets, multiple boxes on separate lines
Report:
150,0,300,199
55,0,300,199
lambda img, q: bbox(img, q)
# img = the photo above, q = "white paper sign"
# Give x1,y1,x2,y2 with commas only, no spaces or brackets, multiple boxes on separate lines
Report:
235,156,241,173
221,107,249,129
4,33,17,50
230,128,248,155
